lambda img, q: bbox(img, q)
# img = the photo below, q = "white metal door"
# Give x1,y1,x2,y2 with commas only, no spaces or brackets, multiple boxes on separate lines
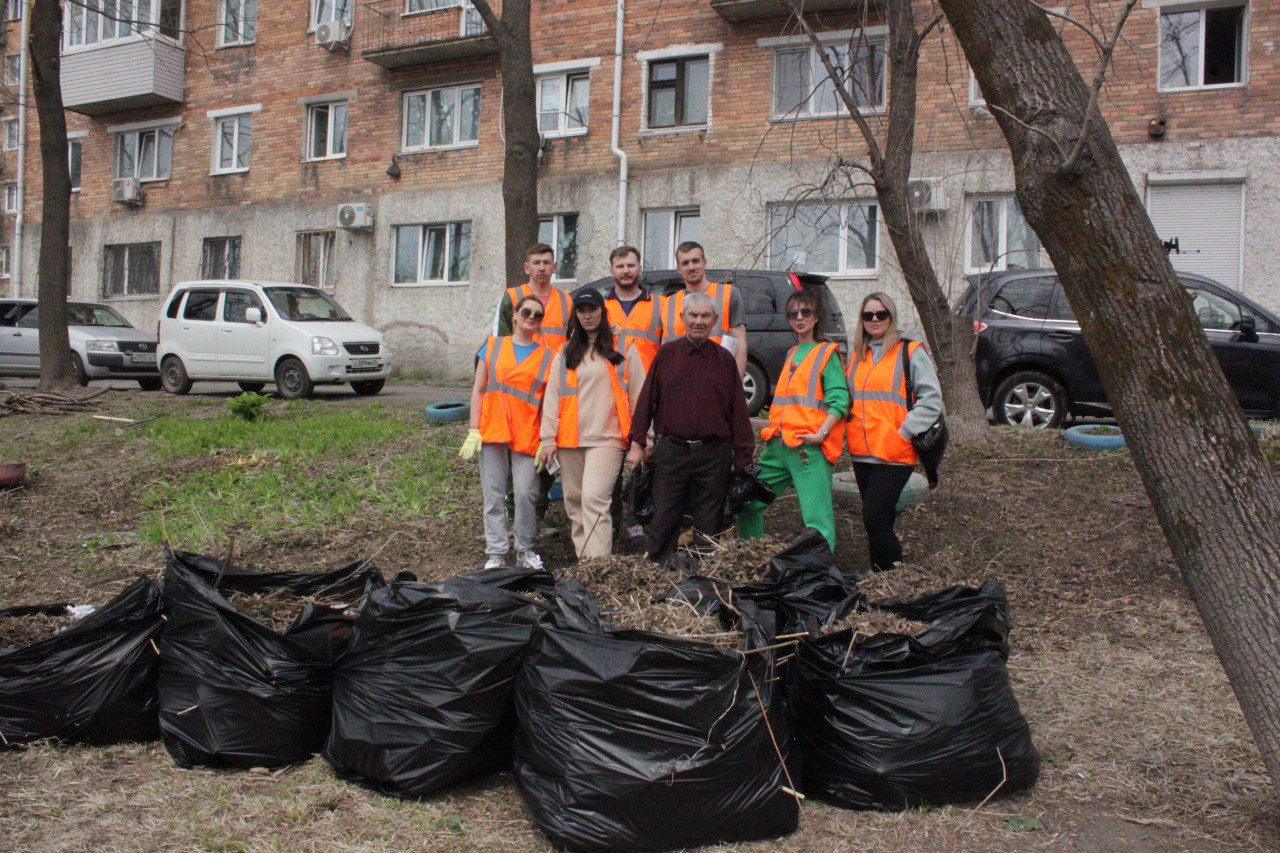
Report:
1146,182,1244,290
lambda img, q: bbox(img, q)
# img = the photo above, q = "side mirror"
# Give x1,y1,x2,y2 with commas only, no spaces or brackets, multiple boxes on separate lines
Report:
1238,315,1258,343
244,307,262,325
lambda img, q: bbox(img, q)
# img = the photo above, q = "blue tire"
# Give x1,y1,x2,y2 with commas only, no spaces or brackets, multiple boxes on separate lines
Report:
1063,424,1127,450
424,400,471,424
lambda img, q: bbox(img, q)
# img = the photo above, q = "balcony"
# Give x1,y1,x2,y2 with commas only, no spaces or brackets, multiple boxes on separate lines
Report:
710,0,862,23
61,37,185,116
360,0,497,69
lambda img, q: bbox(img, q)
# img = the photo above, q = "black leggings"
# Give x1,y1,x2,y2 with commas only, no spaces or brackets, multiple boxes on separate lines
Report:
852,462,915,571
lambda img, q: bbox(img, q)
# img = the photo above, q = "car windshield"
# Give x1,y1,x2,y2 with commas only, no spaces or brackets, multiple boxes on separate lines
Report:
263,287,352,322
68,304,133,328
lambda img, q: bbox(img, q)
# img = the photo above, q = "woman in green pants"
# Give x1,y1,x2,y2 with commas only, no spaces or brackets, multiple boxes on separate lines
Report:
737,289,848,552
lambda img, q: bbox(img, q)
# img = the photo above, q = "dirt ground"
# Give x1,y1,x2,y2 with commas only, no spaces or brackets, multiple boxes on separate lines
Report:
0,389,1275,851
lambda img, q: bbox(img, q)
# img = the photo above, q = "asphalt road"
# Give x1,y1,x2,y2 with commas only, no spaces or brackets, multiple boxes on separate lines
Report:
0,377,472,405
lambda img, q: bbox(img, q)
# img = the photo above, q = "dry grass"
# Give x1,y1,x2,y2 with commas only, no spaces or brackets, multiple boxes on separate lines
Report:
0,613,68,650
605,594,740,649
821,609,930,639
855,563,989,602
694,533,790,584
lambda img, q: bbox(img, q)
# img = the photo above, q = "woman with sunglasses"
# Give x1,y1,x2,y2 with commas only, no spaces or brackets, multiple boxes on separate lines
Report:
845,292,944,572
538,287,644,558
737,289,848,553
461,296,556,570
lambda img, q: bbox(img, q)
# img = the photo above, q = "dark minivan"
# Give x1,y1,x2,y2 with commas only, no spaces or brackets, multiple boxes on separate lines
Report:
958,270,1280,427
588,269,848,415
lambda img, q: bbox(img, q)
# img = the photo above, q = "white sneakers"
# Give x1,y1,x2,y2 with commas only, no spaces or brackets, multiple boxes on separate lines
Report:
517,551,544,570
484,555,506,569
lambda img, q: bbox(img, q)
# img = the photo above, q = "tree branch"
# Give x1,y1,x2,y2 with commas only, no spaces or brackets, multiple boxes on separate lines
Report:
467,0,506,41
1032,1,1106,53
1061,0,1138,173
986,102,1068,162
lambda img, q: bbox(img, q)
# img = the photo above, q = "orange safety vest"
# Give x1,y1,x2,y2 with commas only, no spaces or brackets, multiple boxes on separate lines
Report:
554,350,633,448
662,282,735,345
507,284,571,351
761,342,845,465
479,336,554,456
845,340,920,466
605,290,664,371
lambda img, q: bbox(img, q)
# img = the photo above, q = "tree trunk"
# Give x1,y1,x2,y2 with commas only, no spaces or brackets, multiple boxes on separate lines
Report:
30,0,74,391
940,0,1280,783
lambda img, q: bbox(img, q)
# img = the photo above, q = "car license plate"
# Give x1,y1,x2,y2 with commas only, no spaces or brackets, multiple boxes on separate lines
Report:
350,358,378,369
131,353,156,364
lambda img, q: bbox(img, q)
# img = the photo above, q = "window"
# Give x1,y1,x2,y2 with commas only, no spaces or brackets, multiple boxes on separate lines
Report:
201,237,241,279
6,0,21,22
538,213,579,281
1,118,17,151
966,195,1045,274
223,290,264,323
968,67,985,108
1159,5,1247,90
647,56,709,129
772,38,886,119
69,138,82,191
402,84,480,151
1186,284,1242,331
642,208,700,271
392,221,472,285
989,276,1055,320
103,242,161,297
537,71,589,136
219,0,257,47
306,102,348,161
64,0,182,48
3,183,16,214
212,113,252,173
296,230,335,291
182,289,220,321
115,127,174,181
768,201,878,275
4,55,18,87
0,247,10,279
312,0,351,27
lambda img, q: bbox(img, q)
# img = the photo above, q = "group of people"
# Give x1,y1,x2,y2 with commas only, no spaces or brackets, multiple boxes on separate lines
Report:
460,239,943,575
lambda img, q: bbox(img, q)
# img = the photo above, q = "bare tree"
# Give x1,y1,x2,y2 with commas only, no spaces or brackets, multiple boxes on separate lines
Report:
783,0,988,444
469,0,540,287
939,0,1280,783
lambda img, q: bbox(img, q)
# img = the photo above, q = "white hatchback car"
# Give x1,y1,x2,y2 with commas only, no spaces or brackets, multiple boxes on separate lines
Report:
157,281,393,399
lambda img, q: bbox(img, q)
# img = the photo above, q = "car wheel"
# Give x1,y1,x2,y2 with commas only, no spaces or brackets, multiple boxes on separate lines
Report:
161,356,193,395
743,361,768,417
274,357,314,400
992,371,1066,429
137,377,163,392
69,353,90,387
237,382,266,394
351,379,385,397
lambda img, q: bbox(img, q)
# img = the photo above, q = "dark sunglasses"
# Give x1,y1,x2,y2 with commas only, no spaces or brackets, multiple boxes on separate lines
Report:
862,309,891,322
519,307,545,321
786,307,815,320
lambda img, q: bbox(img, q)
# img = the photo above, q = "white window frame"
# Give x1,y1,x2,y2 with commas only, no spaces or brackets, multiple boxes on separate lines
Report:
217,0,256,48
296,230,336,291
637,44,720,134
68,132,86,192
305,100,348,161
310,0,352,31
3,183,16,214
400,83,482,152
113,126,174,182
3,55,19,87
5,0,21,22
62,0,185,53
1155,2,1249,92
200,236,241,280
968,68,987,109
1,117,16,151
769,35,887,121
538,213,579,283
391,221,472,287
0,246,11,279
641,207,700,270
768,201,880,277
964,194,1047,275
207,104,259,175
535,61,595,138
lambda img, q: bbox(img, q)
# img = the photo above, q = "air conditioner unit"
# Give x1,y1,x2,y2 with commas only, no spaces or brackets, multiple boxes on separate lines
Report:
337,202,374,230
111,177,142,206
315,19,350,49
907,177,948,213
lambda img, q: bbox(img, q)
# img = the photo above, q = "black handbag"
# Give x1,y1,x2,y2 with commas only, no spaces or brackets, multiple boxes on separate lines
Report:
901,342,948,489
624,463,655,525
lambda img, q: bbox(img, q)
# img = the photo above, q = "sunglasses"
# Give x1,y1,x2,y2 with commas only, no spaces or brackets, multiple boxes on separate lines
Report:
862,310,891,322
519,307,545,321
786,307,815,320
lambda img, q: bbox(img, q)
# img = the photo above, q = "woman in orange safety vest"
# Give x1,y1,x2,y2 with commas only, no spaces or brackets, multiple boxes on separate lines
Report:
538,287,645,559
845,292,944,572
737,289,848,553
462,295,554,571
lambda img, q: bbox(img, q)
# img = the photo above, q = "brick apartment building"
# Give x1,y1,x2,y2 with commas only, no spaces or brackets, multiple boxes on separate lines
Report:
0,0,1273,378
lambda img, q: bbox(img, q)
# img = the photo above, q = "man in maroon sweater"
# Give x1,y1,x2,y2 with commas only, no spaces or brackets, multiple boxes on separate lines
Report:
626,292,755,565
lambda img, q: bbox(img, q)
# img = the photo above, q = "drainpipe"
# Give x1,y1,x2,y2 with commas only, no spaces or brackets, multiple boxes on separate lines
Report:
608,0,627,246
11,1,29,297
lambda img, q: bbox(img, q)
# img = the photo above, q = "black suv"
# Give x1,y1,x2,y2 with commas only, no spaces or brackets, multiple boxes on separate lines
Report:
587,269,848,415
957,270,1280,427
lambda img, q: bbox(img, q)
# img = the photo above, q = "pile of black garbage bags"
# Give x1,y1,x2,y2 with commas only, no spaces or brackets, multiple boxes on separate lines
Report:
0,532,1039,852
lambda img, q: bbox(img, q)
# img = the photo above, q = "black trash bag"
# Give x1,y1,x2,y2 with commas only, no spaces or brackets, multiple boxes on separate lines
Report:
723,461,778,518
513,579,800,852
623,462,654,525
732,527,855,632
0,578,163,747
792,582,1040,810
324,567,555,799
158,549,382,769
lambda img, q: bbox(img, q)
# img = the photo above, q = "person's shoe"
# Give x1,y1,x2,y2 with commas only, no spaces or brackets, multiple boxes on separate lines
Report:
628,525,647,547
484,554,508,569
517,550,544,570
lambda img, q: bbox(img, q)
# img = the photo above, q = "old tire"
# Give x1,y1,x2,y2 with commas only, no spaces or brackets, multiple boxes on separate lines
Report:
1063,425,1126,451
992,370,1067,429
832,471,930,512
274,358,314,400
351,379,385,397
70,353,90,387
161,356,193,396
138,377,164,391
425,400,470,423
237,382,266,394
743,360,769,417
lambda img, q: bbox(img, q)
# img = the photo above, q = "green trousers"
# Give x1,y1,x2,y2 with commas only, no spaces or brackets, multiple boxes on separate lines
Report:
737,437,837,553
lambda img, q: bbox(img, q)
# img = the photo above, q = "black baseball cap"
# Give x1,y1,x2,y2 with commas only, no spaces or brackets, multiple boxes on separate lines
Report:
571,286,605,310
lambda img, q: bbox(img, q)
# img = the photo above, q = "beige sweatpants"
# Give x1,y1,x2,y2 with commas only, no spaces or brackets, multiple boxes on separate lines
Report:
558,444,625,558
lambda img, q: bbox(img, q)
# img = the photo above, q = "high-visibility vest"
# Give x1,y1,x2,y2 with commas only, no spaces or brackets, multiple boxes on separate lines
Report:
605,291,663,371
478,336,554,456
761,342,845,465
507,284,571,350
554,350,633,448
845,340,920,466
662,282,735,345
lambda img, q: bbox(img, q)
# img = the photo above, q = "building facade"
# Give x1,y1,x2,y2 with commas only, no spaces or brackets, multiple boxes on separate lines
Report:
2,0,1273,378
